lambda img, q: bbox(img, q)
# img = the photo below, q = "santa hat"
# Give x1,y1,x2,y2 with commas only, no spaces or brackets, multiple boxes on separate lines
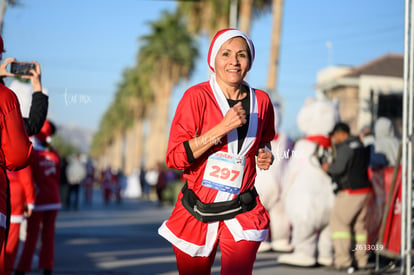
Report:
35,120,56,144
207,28,255,72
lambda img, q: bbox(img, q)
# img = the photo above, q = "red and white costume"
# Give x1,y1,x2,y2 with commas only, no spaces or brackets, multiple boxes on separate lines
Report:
16,121,61,273
100,167,114,204
158,29,275,261
0,82,32,252
0,166,35,273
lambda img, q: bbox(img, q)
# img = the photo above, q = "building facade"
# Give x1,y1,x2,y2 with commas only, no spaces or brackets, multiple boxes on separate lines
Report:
315,53,404,136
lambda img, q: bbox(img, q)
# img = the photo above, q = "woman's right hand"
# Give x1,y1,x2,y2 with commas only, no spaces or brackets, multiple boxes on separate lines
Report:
188,102,247,160
221,102,247,132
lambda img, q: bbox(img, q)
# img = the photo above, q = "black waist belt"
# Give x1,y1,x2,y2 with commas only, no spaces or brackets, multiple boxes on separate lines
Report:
181,183,258,223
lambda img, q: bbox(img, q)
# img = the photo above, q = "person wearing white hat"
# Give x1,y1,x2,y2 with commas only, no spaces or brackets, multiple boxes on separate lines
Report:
158,28,275,275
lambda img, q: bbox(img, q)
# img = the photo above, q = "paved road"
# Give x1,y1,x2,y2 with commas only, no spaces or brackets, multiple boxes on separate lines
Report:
23,189,402,275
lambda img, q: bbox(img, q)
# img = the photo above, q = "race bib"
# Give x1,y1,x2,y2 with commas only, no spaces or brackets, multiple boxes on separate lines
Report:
202,151,245,195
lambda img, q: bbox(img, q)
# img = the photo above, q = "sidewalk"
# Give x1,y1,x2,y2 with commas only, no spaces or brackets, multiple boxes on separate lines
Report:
24,188,402,275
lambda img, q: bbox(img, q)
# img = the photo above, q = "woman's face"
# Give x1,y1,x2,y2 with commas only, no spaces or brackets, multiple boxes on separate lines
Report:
214,37,250,88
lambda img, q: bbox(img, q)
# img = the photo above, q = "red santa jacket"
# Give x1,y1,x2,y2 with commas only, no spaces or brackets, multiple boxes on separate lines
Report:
31,145,61,211
159,81,275,256
101,168,115,189
0,85,33,228
7,166,36,223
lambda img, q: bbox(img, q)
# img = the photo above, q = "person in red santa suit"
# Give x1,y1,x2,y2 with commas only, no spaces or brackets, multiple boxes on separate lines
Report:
0,166,35,274
0,35,33,260
82,157,95,205
0,36,49,273
15,120,61,275
100,166,114,205
158,28,275,275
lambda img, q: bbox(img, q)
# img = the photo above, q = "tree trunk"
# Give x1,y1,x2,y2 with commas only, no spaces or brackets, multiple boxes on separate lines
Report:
145,94,171,169
0,0,8,35
109,132,124,172
124,119,144,175
144,71,173,169
267,0,284,97
238,0,253,35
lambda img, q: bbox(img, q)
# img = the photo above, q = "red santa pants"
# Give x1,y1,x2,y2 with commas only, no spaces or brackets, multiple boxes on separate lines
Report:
173,222,260,275
83,181,93,204
0,222,21,274
16,210,58,272
102,186,112,204
0,227,6,273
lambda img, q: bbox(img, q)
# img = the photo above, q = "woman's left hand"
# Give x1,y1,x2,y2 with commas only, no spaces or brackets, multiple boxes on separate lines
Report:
21,61,42,91
256,148,273,170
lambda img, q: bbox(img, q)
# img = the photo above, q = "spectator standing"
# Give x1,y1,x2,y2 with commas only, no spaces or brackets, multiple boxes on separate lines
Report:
113,169,124,204
373,117,400,167
139,166,149,200
0,35,48,272
59,157,70,209
322,122,373,272
100,166,114,205
0,35,33,259
360,118,401,246
65,154,86,211
82,158,95,205
155,162,167,206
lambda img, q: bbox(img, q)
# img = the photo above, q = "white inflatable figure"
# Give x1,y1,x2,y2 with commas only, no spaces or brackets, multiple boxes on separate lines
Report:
278,97,338,267
123,169,142,199
9,80,34,117
255,101,294,253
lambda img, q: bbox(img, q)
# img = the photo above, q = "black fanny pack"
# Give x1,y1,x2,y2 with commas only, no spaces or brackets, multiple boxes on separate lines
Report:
181,182,258,223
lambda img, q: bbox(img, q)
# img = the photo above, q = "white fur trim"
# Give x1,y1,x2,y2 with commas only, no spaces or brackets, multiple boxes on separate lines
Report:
158,220,219,257
209,74,257,158
224,218,268,242
11,215,24,224
209,29,255,72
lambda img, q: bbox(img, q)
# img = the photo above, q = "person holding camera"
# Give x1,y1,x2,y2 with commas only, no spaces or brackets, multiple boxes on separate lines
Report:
0,35,33,263
0,40,48,136
0,35,48,274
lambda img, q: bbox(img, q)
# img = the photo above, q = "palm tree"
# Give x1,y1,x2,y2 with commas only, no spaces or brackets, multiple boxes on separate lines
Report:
0,0,18,34
178,0,272,37
178,0,230,39
137,9,198,168
118,68,152,174
90,68,150,172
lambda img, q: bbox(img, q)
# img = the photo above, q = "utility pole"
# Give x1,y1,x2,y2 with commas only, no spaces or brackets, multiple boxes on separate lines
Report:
229,0,238,28
267,0,284,100
400,0,413,274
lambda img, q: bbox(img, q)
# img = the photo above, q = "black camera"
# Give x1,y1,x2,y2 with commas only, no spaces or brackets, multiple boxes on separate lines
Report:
10,61,35,76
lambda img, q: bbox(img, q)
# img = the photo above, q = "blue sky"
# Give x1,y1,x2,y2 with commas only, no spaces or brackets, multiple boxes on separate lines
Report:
3,0,404,137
